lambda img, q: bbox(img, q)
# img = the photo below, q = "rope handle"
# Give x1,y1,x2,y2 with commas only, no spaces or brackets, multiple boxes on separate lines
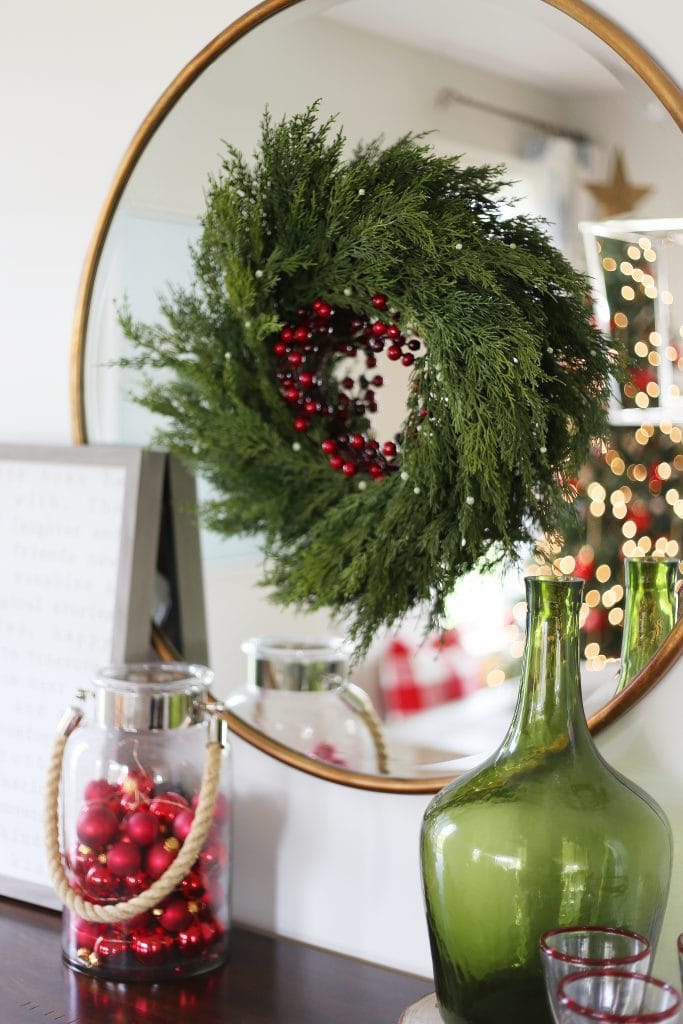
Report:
44,703,223,925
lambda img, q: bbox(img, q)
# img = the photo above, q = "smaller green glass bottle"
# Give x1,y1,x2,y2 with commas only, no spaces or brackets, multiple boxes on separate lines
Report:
421,574,672,1024
616,557,679,693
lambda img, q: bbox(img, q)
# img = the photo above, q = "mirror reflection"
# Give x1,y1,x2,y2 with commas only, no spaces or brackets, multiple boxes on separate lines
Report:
80,0,683,780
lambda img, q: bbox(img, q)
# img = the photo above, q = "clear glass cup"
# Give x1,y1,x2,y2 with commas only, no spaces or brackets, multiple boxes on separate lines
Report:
541,925,651,1016
556,970,681,1024
677,934,683,991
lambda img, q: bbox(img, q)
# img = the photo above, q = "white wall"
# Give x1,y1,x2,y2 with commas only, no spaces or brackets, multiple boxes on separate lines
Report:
3,0,683,990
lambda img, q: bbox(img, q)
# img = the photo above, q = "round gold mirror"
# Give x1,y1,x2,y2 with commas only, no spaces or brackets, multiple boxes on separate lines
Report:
71,0,683,793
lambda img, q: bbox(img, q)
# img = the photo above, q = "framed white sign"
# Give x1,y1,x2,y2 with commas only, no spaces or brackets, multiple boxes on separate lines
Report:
0,444,165,908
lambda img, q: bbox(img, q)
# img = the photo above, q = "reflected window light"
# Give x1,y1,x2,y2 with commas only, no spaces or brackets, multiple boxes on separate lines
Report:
634,341,648,358
627,245,641,260
491,854,523,871
650,331,662,346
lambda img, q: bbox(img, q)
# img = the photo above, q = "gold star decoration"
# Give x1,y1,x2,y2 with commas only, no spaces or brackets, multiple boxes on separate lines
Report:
584,151,651,218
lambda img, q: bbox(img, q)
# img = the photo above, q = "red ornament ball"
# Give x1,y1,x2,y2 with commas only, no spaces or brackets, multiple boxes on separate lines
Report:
84,863,117,901
199,840,228,875
71,843,97,876
84,779,118,804
149,792,188,827
172,809,195,843
146,840,179,880
349,434,365,450
123,871,150,897
76,803,119,849
131,930,175,964
158,897,193,934
125,810,160,847
329,455,344,471
321,439,337,455
107,841,141,878
179,869,205,900
94,934,129,961
176,923,206,957
119,770,153,812
200,919,219,946
382,441,397,458
387,345,401,361
341,462,357,478
74,917,104,950
371,293,388,310
401,353,414,367
293,417,310,433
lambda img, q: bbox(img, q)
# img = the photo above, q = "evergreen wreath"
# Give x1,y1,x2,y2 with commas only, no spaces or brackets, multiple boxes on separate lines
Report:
119,103,617,654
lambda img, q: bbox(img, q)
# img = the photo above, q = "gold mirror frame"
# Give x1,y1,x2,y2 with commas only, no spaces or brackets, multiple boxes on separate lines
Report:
71,0,683,793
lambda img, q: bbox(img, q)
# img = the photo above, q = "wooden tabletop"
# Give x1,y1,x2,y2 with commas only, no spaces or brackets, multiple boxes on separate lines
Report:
0,898,432,1024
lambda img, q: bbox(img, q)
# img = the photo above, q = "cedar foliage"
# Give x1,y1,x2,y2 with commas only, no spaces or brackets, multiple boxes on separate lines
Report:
119,104,616,654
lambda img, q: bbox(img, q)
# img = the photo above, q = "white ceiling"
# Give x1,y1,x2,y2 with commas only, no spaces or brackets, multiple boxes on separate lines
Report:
324,0,623,94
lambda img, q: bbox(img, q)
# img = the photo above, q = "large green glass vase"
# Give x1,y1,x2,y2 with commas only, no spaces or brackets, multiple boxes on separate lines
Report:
616,556,678,693
420,575,672,1024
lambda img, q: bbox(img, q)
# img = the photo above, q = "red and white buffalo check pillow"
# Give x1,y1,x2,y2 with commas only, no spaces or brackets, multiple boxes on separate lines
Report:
378,630,481,718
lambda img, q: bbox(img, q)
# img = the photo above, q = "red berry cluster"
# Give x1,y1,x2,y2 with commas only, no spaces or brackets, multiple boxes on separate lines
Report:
65,770,230,978
274,293,421,481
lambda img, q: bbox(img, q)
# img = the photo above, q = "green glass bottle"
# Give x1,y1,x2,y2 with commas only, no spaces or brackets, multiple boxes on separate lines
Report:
616,556,678,693
421,575,672,1024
